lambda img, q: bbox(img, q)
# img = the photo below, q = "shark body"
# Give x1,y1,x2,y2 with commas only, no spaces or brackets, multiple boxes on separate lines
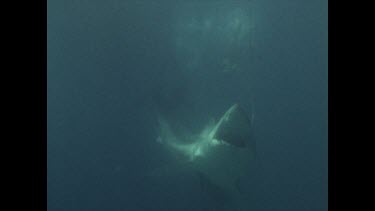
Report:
156,103,256,210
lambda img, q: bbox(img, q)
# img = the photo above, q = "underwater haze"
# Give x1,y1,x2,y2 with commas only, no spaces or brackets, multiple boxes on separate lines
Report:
48,0,327,210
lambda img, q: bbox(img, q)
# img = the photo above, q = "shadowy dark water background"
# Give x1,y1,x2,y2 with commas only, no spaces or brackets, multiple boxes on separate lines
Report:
48,0,327,210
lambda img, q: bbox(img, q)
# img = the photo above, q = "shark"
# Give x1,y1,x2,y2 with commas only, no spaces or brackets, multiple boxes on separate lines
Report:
155,103,256,211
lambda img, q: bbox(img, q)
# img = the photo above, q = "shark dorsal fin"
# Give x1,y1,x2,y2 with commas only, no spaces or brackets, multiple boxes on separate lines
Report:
212,104,253,148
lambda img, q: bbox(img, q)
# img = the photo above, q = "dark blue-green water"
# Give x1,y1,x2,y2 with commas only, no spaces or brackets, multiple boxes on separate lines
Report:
48,0,327,210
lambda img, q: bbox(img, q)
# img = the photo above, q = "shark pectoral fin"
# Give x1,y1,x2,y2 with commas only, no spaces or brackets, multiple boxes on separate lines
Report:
195,171,233,204
234,177,247,195
196,171,209,192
